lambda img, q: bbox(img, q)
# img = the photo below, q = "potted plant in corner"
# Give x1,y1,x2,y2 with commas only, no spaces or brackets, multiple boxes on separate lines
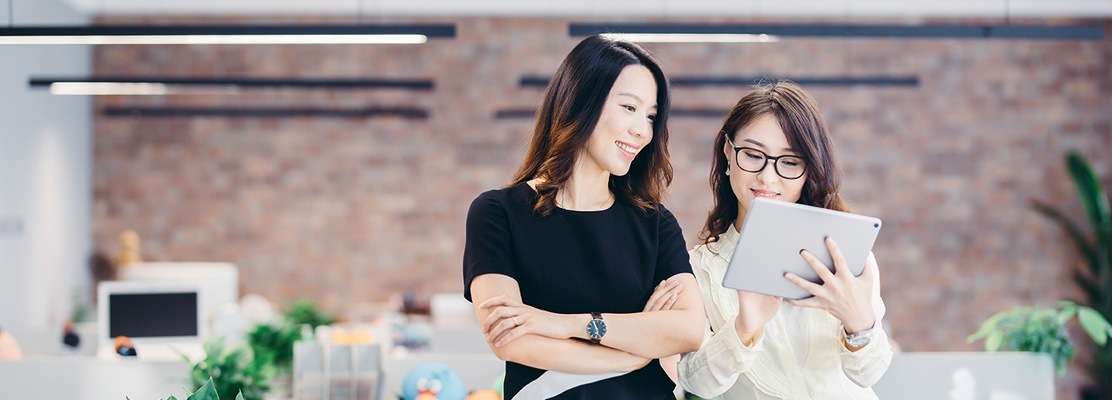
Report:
967,300,1111,376
1029,151,1112,398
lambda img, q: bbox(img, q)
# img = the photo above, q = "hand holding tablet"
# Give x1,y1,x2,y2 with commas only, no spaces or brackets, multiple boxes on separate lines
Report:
721,197,882,301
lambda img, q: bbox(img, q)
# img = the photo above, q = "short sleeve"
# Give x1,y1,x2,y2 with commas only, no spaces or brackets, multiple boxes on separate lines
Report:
654,204,692,283
462,191,515,302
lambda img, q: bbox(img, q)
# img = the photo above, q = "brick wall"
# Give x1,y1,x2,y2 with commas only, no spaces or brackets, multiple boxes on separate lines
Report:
92,16,1112,396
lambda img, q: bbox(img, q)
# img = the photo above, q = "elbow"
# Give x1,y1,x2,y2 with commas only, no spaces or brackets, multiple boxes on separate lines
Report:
678,312,705,353
489,341,523,364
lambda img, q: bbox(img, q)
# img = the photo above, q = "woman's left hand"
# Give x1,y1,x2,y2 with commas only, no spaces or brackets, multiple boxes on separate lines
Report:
478,295,576,348
784,237,877,333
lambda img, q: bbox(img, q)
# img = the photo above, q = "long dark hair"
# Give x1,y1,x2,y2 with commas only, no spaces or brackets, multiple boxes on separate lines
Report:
510,34,673,216
701,81,848,245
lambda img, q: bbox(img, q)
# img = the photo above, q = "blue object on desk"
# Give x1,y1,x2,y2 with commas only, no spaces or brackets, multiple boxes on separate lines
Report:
401,362,466,400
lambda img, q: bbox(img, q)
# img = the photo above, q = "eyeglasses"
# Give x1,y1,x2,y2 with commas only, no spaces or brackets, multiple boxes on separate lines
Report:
726,135,806,180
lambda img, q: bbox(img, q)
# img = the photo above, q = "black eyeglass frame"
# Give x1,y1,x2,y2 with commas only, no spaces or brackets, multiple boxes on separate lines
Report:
725,135,807,180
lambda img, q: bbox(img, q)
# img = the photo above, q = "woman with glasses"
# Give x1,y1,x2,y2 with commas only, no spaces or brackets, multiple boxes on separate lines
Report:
677,81,893,399
463,34,705,400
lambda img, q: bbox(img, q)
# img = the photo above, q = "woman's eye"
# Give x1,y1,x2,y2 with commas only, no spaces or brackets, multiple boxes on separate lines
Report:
743,151,764,160
623,105,636,112
782,160,802,167
647,114,656,123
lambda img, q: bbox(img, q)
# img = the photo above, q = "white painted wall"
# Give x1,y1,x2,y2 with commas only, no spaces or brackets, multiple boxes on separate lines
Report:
0,0,91,355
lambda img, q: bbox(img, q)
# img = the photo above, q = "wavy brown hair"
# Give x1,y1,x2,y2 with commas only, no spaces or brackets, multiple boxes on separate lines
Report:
510,35,673,216
701,81,848,245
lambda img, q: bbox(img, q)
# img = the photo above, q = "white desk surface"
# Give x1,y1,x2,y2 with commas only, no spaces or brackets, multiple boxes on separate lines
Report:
0,357,191,399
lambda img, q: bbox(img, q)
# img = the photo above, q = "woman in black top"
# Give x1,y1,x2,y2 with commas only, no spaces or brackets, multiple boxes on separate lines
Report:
463,35,705,399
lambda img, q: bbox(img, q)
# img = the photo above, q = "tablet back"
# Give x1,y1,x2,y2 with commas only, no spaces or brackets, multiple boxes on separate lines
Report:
721,197,882,300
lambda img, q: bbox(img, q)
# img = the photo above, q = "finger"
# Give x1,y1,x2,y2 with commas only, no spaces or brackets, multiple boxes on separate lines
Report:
479,295,518,310
784,272,824,297
825,237,850,276
643,282,670,312
787,296,823,309
860,252,878,278
662,293,679,310
482,306,520,334
487,317,519,347
644,284,667,313
799,249,836,283
492,320,527,348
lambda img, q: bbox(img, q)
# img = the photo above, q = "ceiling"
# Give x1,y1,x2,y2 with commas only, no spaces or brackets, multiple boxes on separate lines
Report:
58,0,1112,18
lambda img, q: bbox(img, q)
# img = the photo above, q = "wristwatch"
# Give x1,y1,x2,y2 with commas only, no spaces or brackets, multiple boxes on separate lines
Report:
844,326,876,348
586,312,606,344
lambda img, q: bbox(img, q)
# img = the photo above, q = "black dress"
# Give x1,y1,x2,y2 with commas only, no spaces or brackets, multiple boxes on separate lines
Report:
463,182,692,400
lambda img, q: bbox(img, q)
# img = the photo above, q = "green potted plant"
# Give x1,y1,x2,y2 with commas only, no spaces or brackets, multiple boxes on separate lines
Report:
1030,152,1112,397
133,377,244,400
186,337,276,400
967,301,1111,375
245,298,335,397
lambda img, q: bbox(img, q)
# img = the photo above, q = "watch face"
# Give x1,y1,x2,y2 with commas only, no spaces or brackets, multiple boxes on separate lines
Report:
587,319,606,340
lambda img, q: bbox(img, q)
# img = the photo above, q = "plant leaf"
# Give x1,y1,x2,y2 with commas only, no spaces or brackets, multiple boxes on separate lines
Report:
1031,199,1097,266
1079,307,1112,346
235,391,245,400
985,331,1004,352
188,378,219,400
1067,152,1112,234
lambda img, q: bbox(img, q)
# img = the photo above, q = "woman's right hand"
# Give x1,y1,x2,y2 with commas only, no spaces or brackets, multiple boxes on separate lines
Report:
643,276,684,312
734,291,781,344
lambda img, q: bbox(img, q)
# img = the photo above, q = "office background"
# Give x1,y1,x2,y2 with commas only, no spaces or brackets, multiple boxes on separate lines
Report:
2,0,1110,398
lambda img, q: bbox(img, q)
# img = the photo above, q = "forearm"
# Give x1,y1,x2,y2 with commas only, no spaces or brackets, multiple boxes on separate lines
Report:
580,308,704,359
494,334,649,374
840,324,894,387
678,320,759,398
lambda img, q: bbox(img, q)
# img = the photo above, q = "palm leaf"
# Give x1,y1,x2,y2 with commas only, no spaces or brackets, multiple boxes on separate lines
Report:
1031,199,1097,269
1067,152,1112,235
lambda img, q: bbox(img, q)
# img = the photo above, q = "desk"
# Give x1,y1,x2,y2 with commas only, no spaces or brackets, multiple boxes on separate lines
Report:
0,357,190,399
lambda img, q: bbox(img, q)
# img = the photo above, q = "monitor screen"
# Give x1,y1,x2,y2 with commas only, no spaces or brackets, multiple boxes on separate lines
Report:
107,292,199,338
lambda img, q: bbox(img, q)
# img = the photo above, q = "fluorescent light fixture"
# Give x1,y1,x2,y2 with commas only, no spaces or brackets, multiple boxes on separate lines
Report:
601,33,778,43
30,77,436,95
0,24,455,45
573,23,1104,41
49,82,170,95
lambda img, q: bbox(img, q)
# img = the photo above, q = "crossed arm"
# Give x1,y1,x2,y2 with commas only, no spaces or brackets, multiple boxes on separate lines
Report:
470,272,704,373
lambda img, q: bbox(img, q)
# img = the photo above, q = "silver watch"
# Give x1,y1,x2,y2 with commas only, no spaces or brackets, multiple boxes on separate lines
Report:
844,327,875,348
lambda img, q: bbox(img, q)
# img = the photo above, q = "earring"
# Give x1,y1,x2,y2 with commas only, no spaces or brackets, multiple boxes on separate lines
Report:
725,169,730,176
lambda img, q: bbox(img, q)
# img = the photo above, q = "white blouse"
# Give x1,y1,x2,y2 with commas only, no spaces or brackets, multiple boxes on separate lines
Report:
678,225,893,400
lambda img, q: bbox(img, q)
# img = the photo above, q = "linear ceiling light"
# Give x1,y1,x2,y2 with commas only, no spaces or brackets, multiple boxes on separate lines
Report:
601,33,779,43
0,24,455,45
572,23,1103,41
30,77,435,95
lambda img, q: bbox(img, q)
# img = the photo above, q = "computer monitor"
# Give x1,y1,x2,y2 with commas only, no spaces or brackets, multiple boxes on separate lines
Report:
96,281,207,360
118,262,239,318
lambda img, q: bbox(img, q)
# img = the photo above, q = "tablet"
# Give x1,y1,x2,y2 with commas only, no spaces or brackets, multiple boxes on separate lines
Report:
721,197,882,300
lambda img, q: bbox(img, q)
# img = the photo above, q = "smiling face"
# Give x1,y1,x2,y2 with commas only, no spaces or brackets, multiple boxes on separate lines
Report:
726,113,808,223
579,64,657,177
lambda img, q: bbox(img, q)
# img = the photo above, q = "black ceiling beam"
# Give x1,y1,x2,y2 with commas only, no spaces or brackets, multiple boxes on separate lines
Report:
2,24,456,38
494,107,730,120
104,107,428,119
520,75,919,88
570,23,1103,40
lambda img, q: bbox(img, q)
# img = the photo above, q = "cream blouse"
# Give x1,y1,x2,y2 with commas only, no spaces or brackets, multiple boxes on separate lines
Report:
678,225,893,400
